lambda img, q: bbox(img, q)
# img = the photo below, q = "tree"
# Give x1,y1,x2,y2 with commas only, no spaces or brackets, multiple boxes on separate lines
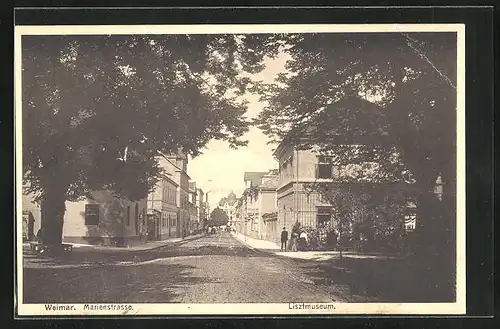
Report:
209,207,230,227
22,34,268,246
253,32,457,255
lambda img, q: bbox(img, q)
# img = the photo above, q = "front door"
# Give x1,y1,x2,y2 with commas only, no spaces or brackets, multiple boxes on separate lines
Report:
148,214,160,241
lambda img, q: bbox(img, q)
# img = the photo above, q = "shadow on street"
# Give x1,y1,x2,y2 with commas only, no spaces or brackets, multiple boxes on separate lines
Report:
23,261,222,303
296,254,456,303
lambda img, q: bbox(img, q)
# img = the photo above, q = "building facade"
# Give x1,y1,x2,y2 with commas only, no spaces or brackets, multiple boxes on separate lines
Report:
23,183,149,247
274,144,333,237
147,155,180,240
273,139,445,246
218,191,238,226
197,188,207,227
62,190,148,246
255,171,279,242
22,194,41,242
166,152,190,238
236,170,278,240
188,182,199,233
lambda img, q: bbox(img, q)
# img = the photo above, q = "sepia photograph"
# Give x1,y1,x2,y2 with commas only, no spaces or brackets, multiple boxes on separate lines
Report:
15,24,465,315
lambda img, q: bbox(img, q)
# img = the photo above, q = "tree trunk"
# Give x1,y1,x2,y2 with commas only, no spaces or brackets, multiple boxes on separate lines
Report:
40,189,66,246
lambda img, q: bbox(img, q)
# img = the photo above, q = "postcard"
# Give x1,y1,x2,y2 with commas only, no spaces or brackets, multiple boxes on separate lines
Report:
15,23,465,316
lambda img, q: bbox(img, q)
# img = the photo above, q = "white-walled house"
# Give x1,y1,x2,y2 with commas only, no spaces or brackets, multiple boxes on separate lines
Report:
63,190,148,246
22,188,148,246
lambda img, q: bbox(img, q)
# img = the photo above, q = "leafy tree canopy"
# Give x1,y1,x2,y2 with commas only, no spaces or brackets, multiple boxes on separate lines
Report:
22,34,269,203
253,32,457,193
208,207,230,227
21,34,271,245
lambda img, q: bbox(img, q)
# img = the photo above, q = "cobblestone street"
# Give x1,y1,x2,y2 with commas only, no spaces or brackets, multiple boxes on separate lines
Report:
23,231,372,304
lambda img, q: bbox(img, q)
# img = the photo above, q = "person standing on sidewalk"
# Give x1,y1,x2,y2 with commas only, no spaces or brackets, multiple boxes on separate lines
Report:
280,227,288,252
299,230,309,251
291,232,298,252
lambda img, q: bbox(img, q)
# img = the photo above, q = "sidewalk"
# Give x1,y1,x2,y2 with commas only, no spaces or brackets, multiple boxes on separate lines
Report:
231,231,399,261
22,233,204,253
231,231,281,252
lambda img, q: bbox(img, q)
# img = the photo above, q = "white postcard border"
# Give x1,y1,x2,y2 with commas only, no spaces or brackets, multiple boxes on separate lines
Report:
15,23,466,316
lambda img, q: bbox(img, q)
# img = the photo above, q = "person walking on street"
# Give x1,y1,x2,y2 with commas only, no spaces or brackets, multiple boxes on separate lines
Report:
280,227,288,252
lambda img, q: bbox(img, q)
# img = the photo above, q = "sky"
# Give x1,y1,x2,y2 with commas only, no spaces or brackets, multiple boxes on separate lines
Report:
188,54,289,211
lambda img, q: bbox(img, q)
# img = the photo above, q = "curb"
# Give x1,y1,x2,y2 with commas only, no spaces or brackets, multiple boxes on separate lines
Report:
231,233,327,264
71,234,205,253
230,232,280,255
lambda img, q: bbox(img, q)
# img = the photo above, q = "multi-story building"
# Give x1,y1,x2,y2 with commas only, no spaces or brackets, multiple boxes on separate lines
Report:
274,143,334,235
234,196,245,234
166,152,191,238
197,188,206,226
146,154,180,240
218,191,238,226
237,170,278,240
188,182,199,233
273,138,444,243
257,171,279,243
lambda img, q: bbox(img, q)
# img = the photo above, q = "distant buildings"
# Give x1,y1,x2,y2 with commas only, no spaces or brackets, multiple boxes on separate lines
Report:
235,169,279,241
188,182,200,233
197,188,207,226
219,191,238,226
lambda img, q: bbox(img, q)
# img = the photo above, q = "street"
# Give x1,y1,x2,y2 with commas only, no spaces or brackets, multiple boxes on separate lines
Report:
23,231,369,304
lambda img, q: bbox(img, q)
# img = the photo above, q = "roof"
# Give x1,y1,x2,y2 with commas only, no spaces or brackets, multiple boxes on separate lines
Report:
243,172,268,188
218,191,238,207
258,176,279,190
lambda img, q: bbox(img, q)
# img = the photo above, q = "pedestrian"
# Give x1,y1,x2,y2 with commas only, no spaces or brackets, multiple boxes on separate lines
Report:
299,230,308,251
36,227,44,244
280,227,288,252
291,232,298,252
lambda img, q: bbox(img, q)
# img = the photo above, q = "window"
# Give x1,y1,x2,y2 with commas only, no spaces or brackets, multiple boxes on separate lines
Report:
126,205,130,226
316,156,334,179
134,203,139,235
142,208,146,227
316,207,332,226
404,200,417,232
85,204,99,225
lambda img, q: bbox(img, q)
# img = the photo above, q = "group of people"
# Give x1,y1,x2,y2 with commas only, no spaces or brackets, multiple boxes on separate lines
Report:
280,227,309,252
